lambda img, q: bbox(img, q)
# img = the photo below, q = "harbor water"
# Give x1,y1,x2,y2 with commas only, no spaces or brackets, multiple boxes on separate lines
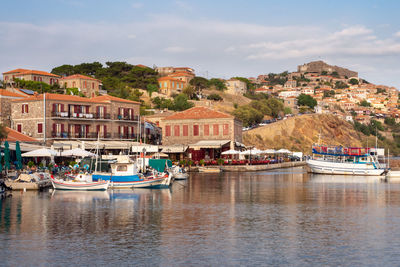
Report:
1,167,400,266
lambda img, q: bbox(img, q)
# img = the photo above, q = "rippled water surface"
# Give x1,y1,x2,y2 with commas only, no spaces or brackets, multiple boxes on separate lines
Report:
1,167,400,266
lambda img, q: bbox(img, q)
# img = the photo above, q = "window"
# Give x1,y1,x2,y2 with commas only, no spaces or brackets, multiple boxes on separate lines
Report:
22,104,28,113
84,81,87,88
172,82,175,88
213,124,219,135
223,124,229,135
204,124,209,136
38,123,43,134
92,82,95,89
117,165,127,172
16,124,22,133
174,125,180,136
193,125,199,136
165,125,171,136
164,82,167,88
183,125,188,136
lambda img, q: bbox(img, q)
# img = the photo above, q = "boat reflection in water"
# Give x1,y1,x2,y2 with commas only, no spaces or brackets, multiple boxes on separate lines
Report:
310,173,383,184
51,190,110,202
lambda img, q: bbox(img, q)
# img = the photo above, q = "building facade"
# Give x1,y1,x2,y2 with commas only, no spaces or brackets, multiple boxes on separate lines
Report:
0,90,27,127
158,77,186,96
11,94,140,143
160,107,242,161
225,79,247,95
59,74,102,97
3,69,61,88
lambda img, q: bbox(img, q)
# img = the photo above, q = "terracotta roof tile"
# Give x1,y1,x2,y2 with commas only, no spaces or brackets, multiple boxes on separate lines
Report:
91,95,140,104
158,77,182,82
13,69,60,78
0,89,27,98
60,74,101,82
164,107,232,120
5,127,39,142
3,68,30,74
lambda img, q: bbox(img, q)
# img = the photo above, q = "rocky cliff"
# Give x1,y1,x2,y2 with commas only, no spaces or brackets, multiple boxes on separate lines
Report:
243,114,365,154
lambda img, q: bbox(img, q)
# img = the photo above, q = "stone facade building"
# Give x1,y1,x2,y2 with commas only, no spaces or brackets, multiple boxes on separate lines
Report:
0,90,27,127
160,107,242,161
297,61,358,78
225,79,247,95
3,68,61,88
11,94,140,143
59,74,102,97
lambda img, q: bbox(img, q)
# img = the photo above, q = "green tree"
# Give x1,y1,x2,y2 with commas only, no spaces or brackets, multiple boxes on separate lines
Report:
182,85,197,99
51,64,75,76
359,99,371,107
284,107,292,114
297,94,317,109
384,117,396,126
207,94,223,101
189,77,209,92
349,78,359,85
172,94,194,111
146,84,158,97
208,78,227,91
233,106,263,127
334,81,348,89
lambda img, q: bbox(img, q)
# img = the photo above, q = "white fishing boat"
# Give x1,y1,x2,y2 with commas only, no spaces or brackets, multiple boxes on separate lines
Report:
51,177,109,190
171,165,189,180
306,145,386,176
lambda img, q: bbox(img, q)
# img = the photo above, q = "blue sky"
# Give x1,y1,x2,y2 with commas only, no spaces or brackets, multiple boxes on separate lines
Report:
1,0,400,86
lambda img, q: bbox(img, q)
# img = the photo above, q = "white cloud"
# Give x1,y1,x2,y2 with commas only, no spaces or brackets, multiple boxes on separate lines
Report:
1,17,400,86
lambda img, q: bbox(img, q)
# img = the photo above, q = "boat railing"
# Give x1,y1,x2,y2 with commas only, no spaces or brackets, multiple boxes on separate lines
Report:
312,145,371,156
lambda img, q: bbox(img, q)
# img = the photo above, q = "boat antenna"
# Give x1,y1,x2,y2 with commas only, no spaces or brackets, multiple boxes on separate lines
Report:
95,133,99,173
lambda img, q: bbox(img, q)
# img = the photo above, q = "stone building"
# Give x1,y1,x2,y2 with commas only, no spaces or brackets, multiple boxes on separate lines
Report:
225,78,247,95
0,90,27,127
11,93,140,144
160,107,242,161
297,61,358,78
59,74,102,97
3,68,61,88
156,66,195,77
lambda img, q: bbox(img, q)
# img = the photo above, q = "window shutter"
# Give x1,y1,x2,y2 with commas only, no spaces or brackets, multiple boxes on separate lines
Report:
61,104,64,112
52,104,56,112
26,105,28,113
86,106,89,113
96,125,100,132
61,124,65,133
52,123,56,134
104,125,107,136
21,105,24,113
104,106,107,117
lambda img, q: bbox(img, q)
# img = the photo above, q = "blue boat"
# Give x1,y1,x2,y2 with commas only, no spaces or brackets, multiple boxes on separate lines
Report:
92,158,173,188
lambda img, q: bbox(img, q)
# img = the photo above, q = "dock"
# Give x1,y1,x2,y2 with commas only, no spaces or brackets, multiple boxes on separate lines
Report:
189,161,306,172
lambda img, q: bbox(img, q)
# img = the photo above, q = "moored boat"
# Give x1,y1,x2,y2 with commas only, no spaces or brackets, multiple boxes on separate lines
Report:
306,145,386,176
171,165,189,180
51,178,109,190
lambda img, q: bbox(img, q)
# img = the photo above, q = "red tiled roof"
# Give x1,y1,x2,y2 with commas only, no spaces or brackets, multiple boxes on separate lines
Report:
9,69,61,78
60,74,101,82
3,68,29,74
5,127,39,142
0,89,27,98
158,76,182,82
12,93,140,104
164,107,232,120
168,72,194,77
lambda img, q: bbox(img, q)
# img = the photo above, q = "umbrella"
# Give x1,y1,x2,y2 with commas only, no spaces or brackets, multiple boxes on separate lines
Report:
240,149,263,155
15,141,22,170
22,148,58,157
221,149,240,155
61,148,97,157
262,149,277,154
4,141,10,170
276,149,291,154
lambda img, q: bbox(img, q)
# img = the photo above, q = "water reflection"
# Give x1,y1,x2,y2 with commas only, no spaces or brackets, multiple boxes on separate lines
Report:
1,168,400,266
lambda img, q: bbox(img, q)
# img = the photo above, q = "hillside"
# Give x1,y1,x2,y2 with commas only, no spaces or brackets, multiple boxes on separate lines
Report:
243,114,366,154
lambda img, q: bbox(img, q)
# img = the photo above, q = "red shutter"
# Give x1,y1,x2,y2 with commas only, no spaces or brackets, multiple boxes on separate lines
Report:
131,108,134,118
125,126,128,136
118,126,121,135
104,125,107,136
96,125,100,132
52,104,56,112
86,125,89,137
38,123,43,134
17,124,22,133
118,108,121,116
26,105,28,113
96,106,100,117
165,125,171,136
86,106,89,113
53,123,56,134
74,105,78,113
21,105,24,113
104,106,107,117
61,124,65,135
61,104,64,112
183,125,188,136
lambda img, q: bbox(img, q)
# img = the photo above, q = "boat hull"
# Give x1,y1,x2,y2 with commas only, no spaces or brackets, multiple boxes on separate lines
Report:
174,173,189,180
51,179,109,191
93,173,172,189
307,159,385,176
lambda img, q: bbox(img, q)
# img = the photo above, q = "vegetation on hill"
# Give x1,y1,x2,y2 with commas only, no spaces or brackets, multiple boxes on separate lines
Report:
151,94,194,111
51,62,159,98
233,97,284,126
13,78,63,94
297,94,317,109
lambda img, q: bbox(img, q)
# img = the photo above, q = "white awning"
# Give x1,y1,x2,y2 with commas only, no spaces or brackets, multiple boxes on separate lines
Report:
161,145,188,153
131,145,159,153
22,148,58,157
189,140,230,150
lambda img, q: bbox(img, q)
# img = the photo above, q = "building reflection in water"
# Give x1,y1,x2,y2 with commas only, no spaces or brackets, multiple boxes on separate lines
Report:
1,167,400,265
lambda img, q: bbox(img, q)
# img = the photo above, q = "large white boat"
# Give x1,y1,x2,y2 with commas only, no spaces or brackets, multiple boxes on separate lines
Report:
306,145,386,176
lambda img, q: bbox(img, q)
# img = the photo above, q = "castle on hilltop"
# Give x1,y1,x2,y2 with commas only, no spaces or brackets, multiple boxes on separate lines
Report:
297,61,358,78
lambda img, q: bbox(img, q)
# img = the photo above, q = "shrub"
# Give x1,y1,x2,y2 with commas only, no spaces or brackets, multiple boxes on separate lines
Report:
207,94,223,101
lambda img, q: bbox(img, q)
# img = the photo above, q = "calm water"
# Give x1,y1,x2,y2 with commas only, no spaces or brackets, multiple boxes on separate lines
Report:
1,167,400,266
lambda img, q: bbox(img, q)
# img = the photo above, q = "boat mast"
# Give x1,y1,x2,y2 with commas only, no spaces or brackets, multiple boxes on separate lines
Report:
95,133,99,173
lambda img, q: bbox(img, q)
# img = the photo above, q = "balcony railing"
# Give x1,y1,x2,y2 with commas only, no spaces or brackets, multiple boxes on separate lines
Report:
112,133,138,140
51,132,112,139
115,115,139,121
51,112,111,120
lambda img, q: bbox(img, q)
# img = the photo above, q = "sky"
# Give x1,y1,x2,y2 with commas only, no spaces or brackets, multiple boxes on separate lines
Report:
1,0,400,87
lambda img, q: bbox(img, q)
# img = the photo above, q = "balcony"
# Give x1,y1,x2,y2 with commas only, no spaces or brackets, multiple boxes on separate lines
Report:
51,132,112,139
51,112,111,120
112,133,138,140
115,115,139,121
